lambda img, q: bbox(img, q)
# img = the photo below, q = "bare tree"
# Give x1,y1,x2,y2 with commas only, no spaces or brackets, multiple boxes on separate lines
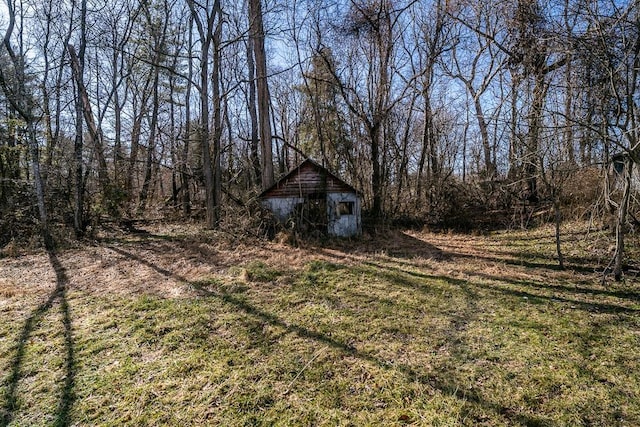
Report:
0,0,51,248
580,0,640,281
187,0,223,228
68,44,111,210
323,0,400,218
445,0,503,178
414,0,450,210
138,1,171,213
181,14,195,216
248,0,274,189
508,0,567,203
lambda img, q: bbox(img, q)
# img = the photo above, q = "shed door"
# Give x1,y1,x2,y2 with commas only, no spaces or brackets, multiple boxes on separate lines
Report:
297,193,328,233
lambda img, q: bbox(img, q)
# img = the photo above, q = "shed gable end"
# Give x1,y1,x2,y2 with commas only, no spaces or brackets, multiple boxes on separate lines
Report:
261,161,355,198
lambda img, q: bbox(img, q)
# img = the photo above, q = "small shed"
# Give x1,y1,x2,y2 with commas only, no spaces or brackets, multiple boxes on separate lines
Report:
260,159,362,237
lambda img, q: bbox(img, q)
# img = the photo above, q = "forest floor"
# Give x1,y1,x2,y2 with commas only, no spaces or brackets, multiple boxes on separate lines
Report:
0,222,639,426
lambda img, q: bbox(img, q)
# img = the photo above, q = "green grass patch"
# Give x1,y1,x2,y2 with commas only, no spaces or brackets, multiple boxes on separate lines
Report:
1,226,639,425
243,261,283,283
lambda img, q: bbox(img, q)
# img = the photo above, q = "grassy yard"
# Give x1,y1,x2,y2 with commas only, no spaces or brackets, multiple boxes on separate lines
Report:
0,224,639,426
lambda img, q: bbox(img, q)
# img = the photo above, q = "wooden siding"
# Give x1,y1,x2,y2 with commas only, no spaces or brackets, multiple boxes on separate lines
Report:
261,160,355,198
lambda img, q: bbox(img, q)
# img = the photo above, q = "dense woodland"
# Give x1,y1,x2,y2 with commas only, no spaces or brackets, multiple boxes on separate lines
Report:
0,0,638,277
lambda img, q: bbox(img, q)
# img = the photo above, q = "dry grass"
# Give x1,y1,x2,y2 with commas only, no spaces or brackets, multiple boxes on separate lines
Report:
0,222,639,426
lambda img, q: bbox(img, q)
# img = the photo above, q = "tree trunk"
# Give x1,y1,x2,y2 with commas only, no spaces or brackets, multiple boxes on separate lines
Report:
200,47,216,228
469,85,495,178
249,0,274,189
181,17,194,217
187,0,221,229
246,30,261,186
70,0,89,237
553,195,564,269
68,44,111,207
72,63,85,237
138,63,161,214
212,5,223,226
113,49,123,187
524,71,547,203
27,121,52,248
507,72,520,181
564,58,575,165
417,92,437,210
0,0,51,248
613,158,633,281
370,124,383,218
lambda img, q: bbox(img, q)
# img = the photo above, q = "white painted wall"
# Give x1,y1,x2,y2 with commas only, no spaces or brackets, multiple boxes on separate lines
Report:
263,192,361,237
261,197,304,222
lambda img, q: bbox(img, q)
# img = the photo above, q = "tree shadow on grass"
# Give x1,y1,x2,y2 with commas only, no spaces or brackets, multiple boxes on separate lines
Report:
464,270,640,303
105,244,550,426
448,250,599,275
357,261,640,424
299,230,447,260
1,251,75,427
192,284,550,426
362,260,640,316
